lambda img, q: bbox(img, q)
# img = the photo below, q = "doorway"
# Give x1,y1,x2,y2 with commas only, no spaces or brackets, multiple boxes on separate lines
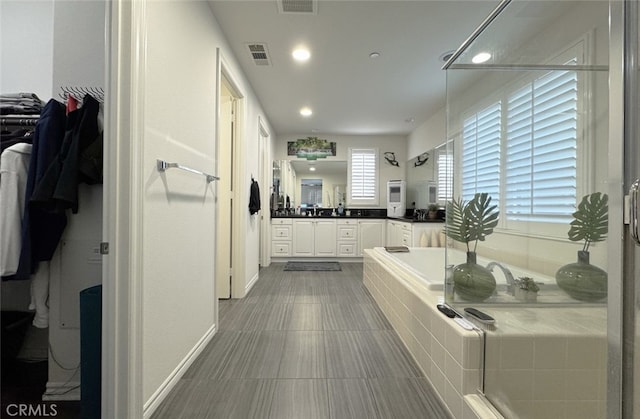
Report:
216,78,238,299
258,118,270,267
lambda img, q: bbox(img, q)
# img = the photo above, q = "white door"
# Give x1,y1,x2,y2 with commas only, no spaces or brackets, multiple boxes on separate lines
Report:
216,82,235,299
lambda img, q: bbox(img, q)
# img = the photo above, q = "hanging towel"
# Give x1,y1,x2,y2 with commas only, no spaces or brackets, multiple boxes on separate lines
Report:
249,180,261,215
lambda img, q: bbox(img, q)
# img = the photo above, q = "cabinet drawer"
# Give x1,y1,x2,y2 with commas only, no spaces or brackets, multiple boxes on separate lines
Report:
272,241,291,256
338,243,357,256
337,225,357,240
401,222,412,232
272,225,292,239
271,218,292,225
337,219,357,225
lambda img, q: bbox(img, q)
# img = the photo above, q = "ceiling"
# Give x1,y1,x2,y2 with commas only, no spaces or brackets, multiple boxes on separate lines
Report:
207,0,500,137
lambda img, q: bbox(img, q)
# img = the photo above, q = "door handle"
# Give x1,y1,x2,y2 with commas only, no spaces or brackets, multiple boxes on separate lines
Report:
630,179,640,245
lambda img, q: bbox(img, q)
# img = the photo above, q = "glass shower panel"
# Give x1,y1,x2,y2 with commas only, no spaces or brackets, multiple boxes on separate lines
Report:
445,1,610,418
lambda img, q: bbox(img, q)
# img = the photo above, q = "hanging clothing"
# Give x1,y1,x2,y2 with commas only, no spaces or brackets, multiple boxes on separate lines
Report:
31,94,100,214
3,99,67,281
0,143,32,276
249,179,261,215
1,129,33,153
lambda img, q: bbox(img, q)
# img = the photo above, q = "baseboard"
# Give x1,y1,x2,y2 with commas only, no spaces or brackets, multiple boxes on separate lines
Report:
142,323,217,419
246,271,260,294
464,394,504,419
42,382,81,401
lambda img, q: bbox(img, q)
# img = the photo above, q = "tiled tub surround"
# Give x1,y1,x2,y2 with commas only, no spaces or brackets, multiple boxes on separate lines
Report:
482,307,606,419
364,248,607,419
363,250,483,419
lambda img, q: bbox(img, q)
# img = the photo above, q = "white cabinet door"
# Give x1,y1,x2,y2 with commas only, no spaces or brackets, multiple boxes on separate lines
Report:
314,220,337,256
359,220,386,255
293,219,315,256
386,221,402,246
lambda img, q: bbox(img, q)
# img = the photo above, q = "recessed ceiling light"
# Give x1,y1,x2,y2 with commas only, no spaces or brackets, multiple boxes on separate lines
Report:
309,167,316,171
300,107,312,117
292,48,311,62
405,117,415,123
472,52,491,64
369,52,381,59
439,50,456,63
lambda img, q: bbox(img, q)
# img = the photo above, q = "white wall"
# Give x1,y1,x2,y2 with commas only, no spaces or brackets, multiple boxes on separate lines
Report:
141,1,217,406
275,134,407,208
141,1,274,408
0,0,55,101
407,106,446,160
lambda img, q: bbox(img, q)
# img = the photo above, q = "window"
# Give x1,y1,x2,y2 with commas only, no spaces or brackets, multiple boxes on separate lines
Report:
461,102,501,206
505,64,578,222
300,179,322,207
436,143,453,202
460,58,580,228
348,148,378,206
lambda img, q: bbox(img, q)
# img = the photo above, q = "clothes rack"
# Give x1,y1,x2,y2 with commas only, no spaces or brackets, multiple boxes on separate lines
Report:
59,86,105,103
1,115,39,126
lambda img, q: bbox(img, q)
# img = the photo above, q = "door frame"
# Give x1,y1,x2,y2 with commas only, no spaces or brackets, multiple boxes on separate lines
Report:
258,116,271,267
608,1,637,418
103,0,145,417
216,51,246,299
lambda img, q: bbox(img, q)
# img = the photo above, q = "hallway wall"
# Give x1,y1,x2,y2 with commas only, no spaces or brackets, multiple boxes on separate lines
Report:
140,1,273,411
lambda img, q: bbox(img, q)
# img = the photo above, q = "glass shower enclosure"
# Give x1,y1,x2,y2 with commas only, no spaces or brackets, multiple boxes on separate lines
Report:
444,1,612,418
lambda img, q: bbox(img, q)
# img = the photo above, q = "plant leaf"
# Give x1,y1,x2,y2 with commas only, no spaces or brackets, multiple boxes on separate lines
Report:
567,192,608,243
445,193,499,244
466,193,499,242
445,197,470,243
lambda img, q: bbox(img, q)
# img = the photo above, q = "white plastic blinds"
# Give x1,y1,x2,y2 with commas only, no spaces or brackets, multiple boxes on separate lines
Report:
506,65,577,222
436,146,453,202
350,149,377,200
462,102,501,205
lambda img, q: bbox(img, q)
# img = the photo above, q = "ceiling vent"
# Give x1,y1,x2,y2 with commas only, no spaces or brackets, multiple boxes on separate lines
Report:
278,0,317,14
246,43,271,66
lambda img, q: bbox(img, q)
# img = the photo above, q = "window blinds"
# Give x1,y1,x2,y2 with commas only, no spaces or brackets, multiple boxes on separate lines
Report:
462,102,502,205
506,66,578,222
350,148,377,201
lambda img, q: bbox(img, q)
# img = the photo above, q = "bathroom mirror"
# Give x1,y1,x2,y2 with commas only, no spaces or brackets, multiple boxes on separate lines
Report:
273,160,347,208
406,149,436,209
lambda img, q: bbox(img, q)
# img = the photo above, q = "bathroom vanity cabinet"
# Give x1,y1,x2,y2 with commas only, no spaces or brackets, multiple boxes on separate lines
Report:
271,217,441,258
271,217,387,258
292,219,337,257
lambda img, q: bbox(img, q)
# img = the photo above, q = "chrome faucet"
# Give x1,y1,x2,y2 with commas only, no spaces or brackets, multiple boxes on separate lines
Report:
486,261,516,295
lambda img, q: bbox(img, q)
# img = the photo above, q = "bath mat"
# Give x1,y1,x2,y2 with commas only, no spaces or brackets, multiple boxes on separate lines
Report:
284,261,342,271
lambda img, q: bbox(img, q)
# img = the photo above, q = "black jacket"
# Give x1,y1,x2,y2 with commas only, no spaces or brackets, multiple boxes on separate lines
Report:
249,180,261,215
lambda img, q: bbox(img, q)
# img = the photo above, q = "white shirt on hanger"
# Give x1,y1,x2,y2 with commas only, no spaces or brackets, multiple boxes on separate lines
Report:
0,142,32,276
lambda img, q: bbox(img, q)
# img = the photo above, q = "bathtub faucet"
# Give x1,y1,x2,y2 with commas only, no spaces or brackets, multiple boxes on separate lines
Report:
486,261,516,295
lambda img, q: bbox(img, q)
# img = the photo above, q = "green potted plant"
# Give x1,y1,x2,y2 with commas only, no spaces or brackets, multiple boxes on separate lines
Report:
515,276,539,303
445,193,499,302
555,192,608,302
427,203,439,220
